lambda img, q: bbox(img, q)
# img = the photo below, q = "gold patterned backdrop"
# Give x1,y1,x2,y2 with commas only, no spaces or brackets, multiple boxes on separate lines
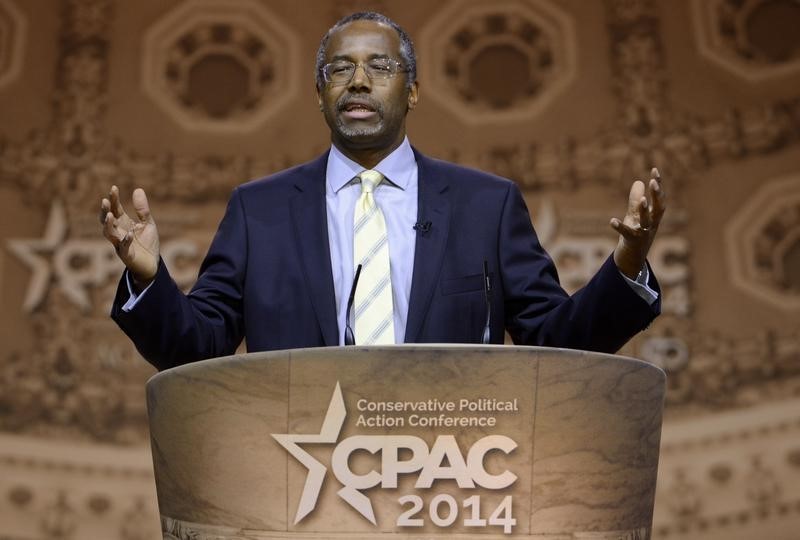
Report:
1,0,799,538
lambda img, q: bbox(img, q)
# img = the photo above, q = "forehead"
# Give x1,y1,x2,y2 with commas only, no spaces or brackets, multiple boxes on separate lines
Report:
325,20,402,60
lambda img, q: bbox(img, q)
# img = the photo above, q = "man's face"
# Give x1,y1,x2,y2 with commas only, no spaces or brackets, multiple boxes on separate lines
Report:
317,20,418,154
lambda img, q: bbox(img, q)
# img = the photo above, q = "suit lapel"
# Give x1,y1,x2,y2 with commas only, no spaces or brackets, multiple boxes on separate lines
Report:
289,152,339,346
405,151,451,342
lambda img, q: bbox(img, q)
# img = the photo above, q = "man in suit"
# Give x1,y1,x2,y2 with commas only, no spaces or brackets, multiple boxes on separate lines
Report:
101,12,665,371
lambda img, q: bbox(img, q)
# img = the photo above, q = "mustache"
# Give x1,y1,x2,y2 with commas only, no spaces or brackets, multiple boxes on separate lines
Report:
336,95,383,115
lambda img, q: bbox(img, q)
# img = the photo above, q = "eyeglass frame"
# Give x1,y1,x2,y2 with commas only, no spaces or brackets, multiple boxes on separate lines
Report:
321,58,409,86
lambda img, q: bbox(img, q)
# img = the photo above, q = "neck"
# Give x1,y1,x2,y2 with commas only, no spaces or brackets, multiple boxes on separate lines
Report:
332,135,405,170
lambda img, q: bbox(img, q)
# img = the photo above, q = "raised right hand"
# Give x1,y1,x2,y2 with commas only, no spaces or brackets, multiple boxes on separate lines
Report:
100,186,160,285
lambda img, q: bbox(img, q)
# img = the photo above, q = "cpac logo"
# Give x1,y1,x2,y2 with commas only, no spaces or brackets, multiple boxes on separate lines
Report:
272,383,517,526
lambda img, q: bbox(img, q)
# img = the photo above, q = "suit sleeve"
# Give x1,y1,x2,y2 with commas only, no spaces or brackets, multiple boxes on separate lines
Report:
111,188,248,370
499,183,660,353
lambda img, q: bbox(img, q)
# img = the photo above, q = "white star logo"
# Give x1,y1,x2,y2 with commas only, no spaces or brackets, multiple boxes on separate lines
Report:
6,200,68,312
7,200,127,312
272,382,349,525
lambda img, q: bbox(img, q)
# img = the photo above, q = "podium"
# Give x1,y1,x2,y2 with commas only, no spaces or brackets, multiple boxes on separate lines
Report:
147,345,665,539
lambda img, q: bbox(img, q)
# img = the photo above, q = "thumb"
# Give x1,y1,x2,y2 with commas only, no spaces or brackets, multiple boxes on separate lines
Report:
131,188,153,223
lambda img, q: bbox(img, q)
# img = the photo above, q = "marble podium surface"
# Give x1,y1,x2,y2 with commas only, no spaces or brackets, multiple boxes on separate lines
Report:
146,345,665,539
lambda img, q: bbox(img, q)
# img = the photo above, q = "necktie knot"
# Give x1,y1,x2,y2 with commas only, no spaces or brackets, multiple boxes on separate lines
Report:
359,170,383,194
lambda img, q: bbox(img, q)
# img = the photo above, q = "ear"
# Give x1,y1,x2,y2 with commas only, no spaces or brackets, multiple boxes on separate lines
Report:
407,80,419,110
316,86,323,111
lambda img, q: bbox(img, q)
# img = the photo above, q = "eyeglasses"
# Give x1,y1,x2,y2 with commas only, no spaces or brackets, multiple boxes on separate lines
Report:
322,59,408,85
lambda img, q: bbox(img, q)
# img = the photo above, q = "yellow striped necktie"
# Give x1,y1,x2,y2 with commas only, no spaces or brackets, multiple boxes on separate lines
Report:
353,170,395,345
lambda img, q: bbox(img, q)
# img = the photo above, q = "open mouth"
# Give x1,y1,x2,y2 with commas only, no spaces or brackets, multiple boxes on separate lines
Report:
340,101,379,120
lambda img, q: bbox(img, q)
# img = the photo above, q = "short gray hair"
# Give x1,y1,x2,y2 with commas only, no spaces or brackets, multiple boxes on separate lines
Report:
315,12,417,90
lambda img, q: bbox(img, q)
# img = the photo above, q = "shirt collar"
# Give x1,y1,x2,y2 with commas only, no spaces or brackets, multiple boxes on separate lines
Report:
326,136,415,194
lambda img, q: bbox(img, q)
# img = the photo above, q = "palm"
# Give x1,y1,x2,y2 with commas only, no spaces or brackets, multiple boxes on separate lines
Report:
124,219,159,279
101,187,160,282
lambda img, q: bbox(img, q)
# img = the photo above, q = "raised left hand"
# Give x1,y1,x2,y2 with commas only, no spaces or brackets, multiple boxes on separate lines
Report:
610,167,666,279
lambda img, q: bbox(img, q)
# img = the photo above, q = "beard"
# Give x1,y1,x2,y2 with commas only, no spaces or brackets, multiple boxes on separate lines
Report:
333,118,384,139
332,94,386,141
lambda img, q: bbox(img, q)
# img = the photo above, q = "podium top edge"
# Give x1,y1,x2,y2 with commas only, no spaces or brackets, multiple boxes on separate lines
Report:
148,344,664,382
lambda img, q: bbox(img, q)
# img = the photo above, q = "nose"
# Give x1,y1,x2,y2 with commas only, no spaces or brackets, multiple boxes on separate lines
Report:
348,63,371,91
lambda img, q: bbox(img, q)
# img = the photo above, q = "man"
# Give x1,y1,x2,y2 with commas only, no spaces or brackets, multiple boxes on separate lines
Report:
101,12,665,371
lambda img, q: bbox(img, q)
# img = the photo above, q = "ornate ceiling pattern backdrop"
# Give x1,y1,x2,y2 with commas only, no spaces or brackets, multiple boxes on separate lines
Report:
0,0,798,538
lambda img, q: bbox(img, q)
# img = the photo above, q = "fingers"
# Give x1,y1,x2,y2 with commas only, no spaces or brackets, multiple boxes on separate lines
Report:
131,188,152,223
109,185,126,218
626,167,667,231
650,167,661,184
119,228,134,255
103,211,139,259
100,187,123,244
102,210,124,247
101,188,132,238
623,179,650,233
649,168,666,221
639,196,652,230
627,179,646,216
613,167,664,237
610,217,644,239
99,184,153,232
99,197,111,224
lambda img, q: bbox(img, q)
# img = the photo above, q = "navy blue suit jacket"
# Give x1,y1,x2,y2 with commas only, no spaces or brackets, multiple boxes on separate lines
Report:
112,149,660,370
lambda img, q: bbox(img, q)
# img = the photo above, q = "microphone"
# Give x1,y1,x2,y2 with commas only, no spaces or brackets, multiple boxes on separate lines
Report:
413,221,432,233
481,260,492,345
344,264,363,346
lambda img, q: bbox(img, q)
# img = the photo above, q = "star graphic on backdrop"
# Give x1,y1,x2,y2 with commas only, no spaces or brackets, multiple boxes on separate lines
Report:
7,201,68,312
271,382,353,524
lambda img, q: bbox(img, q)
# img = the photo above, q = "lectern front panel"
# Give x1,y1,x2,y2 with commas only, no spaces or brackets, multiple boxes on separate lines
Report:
147,345,664,539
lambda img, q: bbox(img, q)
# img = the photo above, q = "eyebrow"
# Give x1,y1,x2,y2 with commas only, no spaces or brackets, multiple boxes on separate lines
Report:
329,53,392,62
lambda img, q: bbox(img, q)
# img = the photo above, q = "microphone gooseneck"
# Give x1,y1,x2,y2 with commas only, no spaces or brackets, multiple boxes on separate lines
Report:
344,264,363,346
481,260,492,345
